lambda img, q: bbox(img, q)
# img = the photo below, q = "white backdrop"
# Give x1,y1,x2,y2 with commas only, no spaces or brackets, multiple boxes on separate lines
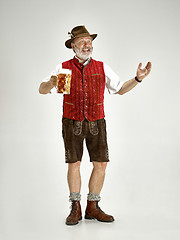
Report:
1,0,180,239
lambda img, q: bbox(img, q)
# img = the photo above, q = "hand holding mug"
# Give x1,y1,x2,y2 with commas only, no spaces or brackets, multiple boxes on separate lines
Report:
49,75,58,87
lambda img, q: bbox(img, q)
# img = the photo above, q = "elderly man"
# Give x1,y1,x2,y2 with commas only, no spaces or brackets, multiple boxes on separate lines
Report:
39,25,152,225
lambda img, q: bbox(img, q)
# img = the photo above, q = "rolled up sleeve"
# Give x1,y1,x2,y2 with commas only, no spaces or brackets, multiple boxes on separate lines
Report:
104,63,125,94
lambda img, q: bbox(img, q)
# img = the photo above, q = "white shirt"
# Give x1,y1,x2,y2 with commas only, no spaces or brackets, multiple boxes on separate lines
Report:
43,57,125,94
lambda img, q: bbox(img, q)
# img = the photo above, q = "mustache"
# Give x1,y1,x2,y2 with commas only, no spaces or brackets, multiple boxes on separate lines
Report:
82,47,91,50
74,44,93,52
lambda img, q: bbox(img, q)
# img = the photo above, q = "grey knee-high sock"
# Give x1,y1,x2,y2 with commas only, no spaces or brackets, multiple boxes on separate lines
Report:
87,192,101,201
69,192,81,202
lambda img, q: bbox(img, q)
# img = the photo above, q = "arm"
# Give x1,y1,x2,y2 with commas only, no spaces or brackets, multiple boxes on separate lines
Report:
117,77,138,95
39,62,64,94
117,61,152,95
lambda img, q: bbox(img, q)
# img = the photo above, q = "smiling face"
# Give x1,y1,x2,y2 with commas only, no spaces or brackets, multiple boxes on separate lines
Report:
71,36,93,62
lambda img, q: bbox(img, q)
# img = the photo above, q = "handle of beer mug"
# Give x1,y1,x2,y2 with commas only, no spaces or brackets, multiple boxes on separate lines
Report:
55,75,58,87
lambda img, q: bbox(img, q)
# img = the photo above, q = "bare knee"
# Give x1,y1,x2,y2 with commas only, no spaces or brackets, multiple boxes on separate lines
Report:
92,162,108,172
68,161,81,171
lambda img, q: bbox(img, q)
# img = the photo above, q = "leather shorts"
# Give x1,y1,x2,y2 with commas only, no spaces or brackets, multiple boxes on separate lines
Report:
62,117,109,163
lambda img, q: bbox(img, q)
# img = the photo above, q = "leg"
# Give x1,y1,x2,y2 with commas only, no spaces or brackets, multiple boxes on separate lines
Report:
62,118,83,195
85,161,114,222
88,161,107,194
86,119,109,194
67,161,81,193
85,119,114,222
62,118,84,225
66,161,82,225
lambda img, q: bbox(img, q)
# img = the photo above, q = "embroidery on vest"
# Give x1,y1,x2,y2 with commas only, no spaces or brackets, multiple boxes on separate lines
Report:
65,102,74,105
91,73,100,76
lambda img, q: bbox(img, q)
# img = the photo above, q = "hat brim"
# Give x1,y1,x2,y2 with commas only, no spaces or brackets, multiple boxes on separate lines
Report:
65,34,97,49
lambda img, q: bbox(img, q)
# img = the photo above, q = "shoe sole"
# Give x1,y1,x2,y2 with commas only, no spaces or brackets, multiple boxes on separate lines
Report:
66,217,82,225
85,216,114,222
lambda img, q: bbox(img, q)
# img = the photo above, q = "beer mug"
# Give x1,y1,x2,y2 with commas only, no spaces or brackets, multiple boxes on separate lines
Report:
55,69,72,94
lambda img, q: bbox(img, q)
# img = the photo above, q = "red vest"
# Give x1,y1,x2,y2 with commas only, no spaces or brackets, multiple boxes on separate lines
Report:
62,57,105,121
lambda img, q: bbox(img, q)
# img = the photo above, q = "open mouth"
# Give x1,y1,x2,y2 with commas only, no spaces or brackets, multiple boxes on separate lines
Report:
82,48,90,52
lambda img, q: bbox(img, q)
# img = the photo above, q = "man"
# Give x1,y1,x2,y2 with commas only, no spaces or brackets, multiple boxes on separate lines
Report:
39,25,152,225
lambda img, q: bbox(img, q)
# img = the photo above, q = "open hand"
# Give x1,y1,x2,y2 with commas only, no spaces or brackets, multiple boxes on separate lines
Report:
136,62,152,81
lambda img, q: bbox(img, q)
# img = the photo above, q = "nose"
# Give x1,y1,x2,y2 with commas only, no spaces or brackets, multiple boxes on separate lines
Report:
83,42,88,47
84,40,92,48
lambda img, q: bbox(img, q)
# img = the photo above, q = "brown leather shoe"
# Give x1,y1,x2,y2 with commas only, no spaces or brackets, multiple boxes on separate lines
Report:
85,200,114,222
66,201,82,225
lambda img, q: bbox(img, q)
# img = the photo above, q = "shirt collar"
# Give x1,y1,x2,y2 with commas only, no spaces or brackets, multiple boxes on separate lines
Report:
75,55,91,66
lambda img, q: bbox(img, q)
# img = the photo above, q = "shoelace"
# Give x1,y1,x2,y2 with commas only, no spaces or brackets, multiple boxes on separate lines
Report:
69,202,78,214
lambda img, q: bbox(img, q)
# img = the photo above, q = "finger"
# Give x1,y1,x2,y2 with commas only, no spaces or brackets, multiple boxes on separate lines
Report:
146,62,152,70
50,78,58,86
138,63,142,69
147,63,152,74
54,79,58,86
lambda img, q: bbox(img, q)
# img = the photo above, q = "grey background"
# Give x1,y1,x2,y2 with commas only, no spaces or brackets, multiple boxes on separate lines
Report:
1,0,180,239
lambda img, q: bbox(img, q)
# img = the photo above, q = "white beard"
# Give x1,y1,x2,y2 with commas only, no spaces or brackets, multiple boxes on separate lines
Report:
74,45,93,61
